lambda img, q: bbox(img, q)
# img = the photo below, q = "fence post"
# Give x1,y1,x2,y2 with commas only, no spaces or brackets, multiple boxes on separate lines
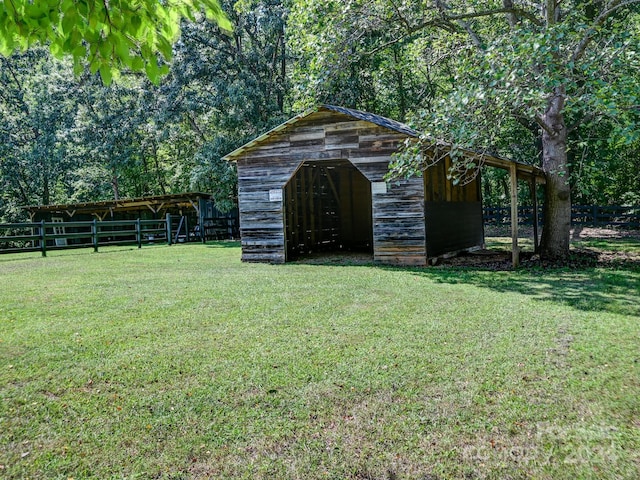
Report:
166,213,172,245
40,220,47,257
136,219,142,249
92,219,99,252
592,205,598,226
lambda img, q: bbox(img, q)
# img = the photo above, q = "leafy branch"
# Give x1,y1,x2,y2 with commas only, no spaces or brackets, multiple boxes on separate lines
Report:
572,0,640,62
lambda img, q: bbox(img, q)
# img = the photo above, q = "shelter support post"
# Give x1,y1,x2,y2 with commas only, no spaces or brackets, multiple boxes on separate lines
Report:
198,198,206,243
531,176,540,253
510,163,519,267
40,220,47,257
136,219,142,249
92,219,98,252
166,213,172,245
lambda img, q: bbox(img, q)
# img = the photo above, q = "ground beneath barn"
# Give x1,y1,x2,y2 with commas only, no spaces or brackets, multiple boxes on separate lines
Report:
443,226,640,270
291,227,640,270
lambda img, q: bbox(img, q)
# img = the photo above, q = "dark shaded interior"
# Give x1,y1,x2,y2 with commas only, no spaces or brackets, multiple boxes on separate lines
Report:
423,156,484,257
284,160,372,260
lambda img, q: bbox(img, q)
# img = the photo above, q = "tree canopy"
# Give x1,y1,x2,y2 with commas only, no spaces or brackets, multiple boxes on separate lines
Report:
0,1,287,221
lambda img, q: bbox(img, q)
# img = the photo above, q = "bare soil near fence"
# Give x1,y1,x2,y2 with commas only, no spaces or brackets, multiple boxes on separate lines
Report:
485,225,640,240
295,227,640,269
446,226,640,270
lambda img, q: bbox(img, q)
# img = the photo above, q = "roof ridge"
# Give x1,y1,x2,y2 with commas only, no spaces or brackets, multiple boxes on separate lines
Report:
319,105,418,137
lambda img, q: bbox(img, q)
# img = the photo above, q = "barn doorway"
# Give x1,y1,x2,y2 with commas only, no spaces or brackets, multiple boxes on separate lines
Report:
284,160,373,260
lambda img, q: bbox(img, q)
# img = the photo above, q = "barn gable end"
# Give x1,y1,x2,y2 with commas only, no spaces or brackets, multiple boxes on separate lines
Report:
226,107,428,265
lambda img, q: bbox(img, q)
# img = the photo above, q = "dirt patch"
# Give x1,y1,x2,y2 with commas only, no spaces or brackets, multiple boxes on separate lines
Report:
485,225,640,240
569,226,640,240
290,252,374,265
443,227,640,271
438,249,601,271
289,228,640,270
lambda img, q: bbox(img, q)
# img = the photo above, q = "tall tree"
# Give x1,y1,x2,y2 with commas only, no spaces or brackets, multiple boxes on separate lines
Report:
151,0,292,210
0,50,78,214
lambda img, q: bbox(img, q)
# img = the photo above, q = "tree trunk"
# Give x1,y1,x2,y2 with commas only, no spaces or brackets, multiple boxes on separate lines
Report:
42,179,50,205
112,173,120,200
539,87,571,260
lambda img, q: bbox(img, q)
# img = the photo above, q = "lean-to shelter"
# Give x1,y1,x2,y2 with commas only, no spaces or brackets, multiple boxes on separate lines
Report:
23,192,239,242
224,105,544,266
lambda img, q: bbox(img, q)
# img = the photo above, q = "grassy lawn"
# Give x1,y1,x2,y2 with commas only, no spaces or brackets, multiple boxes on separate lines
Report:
1,242,639,479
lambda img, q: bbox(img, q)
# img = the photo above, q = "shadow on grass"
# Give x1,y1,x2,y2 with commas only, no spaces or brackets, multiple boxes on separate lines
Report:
204,240,241,249
288,249,640,317
0,244,146,261
407,264,640,317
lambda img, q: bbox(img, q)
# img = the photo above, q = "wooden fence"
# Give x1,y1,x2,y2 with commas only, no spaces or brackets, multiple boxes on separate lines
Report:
484,205,640,229
1,215,177,256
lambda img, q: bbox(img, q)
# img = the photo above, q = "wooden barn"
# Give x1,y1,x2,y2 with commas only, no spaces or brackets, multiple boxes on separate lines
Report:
224,105,543,266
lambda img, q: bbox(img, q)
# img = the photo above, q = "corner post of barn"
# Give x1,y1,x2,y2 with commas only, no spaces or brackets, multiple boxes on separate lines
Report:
135,219,142,249
510,163,519,267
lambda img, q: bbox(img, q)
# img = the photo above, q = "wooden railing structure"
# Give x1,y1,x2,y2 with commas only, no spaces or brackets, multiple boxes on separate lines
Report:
1,215,175,256
484,205,640,229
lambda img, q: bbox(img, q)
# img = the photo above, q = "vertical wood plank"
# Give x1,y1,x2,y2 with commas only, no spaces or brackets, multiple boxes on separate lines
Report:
444,156,452,202
531,175,540,253
300,165,308,251
510,163,519,267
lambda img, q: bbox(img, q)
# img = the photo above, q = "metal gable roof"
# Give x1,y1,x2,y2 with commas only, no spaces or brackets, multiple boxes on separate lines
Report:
319,105,419,137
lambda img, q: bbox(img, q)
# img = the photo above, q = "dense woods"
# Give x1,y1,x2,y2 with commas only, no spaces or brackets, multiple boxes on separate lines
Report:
1,0,639,258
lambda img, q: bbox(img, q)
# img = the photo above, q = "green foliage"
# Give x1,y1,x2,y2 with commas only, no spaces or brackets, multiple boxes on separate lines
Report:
0,50,78,217
0,0,232,84
288,0,435,119
0,1,294,219
399,2,640,178
190,138,238,213
1,0,638,224
154,0,291,207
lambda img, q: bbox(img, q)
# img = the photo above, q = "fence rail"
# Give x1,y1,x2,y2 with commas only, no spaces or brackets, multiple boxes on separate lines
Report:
0,217,172,256
484,205,640,229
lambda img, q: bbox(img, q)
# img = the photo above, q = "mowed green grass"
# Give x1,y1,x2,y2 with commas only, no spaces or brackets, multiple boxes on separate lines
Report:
1,243,639,479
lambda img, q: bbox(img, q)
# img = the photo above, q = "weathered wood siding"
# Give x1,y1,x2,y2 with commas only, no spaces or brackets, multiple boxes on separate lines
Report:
236,132,301,263
373,177,426,266
235,111,427,265
348,125,426,266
